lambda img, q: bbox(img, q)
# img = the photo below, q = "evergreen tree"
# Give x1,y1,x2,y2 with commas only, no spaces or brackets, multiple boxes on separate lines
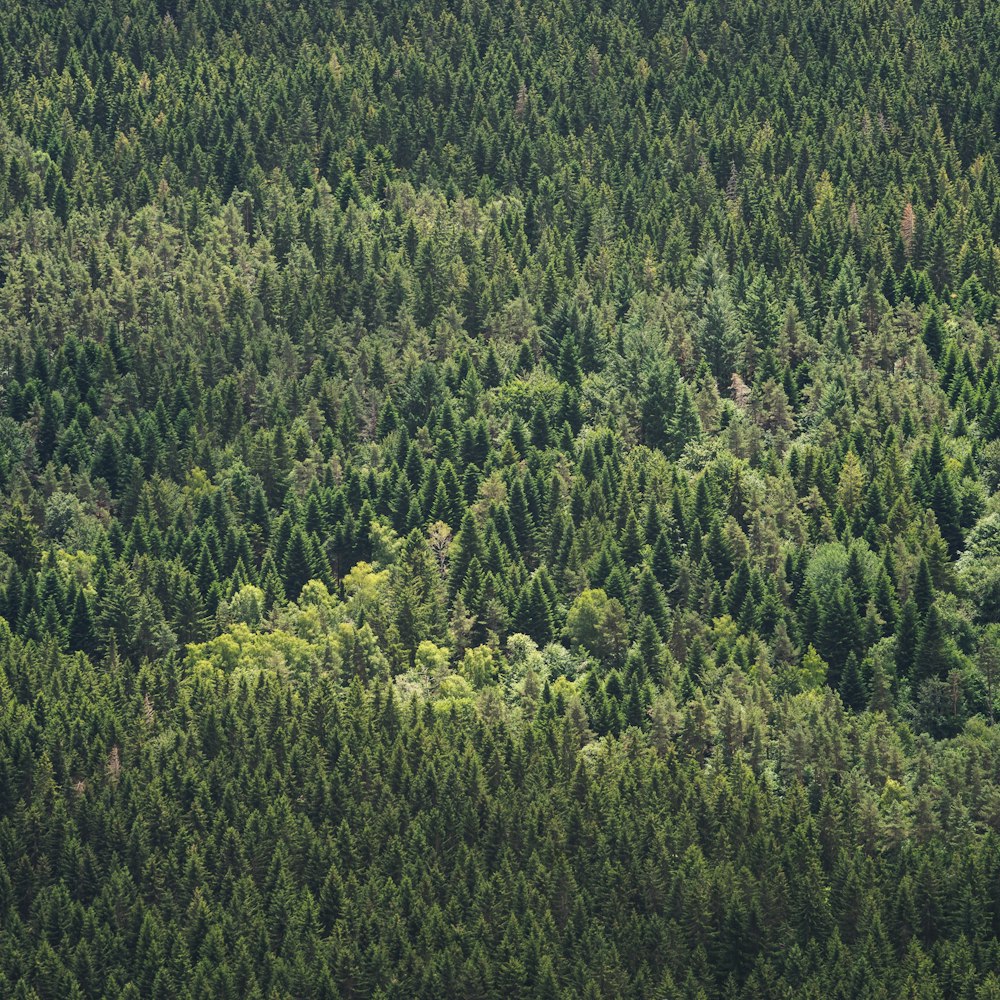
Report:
697,286,742,383
283,526,317,598
517,574,554,645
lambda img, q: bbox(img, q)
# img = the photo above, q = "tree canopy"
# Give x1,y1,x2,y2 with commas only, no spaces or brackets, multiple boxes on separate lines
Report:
2,0,1000,995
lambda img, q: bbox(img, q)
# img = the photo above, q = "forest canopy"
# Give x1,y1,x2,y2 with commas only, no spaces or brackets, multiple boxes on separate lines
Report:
2,0,1000,996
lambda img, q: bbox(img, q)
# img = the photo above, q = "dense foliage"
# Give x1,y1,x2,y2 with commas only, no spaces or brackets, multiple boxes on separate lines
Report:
3,0,1000,995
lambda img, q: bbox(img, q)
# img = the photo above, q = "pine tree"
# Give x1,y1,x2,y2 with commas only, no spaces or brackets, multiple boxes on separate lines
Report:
1,502,40,571
641,362,676,450
671,386,702,457
283,526,316,598
840,652,866,710
820,586,862,687
913,604,950,684
69,589,94,653
449,509,485,597
931,472,963,557
697,286,742,383
913,557,935,616
895,598,920,680
922,309,945,362
636,567,670,637
517,574,553,645
651,530,676,590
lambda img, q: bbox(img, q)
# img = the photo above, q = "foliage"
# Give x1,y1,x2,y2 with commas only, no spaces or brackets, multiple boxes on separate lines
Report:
1,0,1000,992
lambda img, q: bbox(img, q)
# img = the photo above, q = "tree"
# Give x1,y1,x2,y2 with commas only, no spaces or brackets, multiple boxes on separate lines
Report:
840,652,866,710
697,286,742,383
517,574,554,645
96,564,142,659
90,432,121,492
640,361,675,450
896,599,920,680
913,604,951,684
565,588,629,665
0,502,40,571
931,472,963,557
800,644,828,690
837,451,865,518
449,510,485,597
820,586,862,687
283,526,317,598
922,309,944,362
69,588,94,653
980,623,1000,724
913,558,935,616
636,566,670,637
671,386,703,457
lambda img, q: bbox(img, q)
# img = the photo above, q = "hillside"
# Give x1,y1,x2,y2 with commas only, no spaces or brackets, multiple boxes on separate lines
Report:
2,1,1000,996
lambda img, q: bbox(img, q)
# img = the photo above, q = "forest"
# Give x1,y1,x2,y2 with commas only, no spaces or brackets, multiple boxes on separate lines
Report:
2,0,1000,996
